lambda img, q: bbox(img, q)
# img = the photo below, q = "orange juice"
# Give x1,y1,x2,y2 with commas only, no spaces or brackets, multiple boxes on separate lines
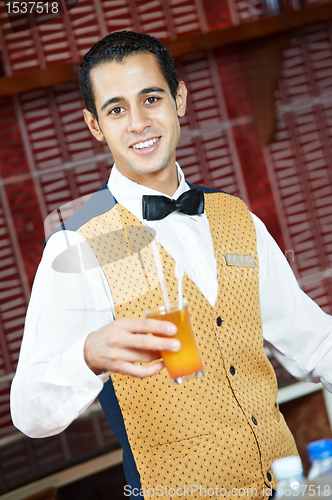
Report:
145,300,204,384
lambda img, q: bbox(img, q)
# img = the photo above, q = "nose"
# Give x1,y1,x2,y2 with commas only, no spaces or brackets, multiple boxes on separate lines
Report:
127,105,151,134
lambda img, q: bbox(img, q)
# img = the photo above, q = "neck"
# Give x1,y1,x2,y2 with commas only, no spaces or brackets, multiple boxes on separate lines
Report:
117,164,179,197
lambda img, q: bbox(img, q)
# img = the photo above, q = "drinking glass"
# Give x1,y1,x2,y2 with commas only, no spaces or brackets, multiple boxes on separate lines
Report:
145,298,204,384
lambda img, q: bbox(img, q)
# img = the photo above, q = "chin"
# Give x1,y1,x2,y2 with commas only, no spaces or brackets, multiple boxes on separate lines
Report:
134,161,168,175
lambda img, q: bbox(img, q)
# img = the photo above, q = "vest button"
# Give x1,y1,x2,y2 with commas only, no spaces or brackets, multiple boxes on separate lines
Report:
267,472,272,482
230,366,235,375
252,415,258,425
216,316,223,327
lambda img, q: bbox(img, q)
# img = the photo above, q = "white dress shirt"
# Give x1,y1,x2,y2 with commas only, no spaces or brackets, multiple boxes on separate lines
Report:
10,164,332,438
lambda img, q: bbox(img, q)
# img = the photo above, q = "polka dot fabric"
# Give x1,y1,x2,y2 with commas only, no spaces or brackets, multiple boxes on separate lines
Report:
78,193,298,499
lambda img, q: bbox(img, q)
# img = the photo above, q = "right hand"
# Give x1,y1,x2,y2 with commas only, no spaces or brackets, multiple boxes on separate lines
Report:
84,317,180,378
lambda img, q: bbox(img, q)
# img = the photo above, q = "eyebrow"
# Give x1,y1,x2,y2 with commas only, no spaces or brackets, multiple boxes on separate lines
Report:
100,87,165,112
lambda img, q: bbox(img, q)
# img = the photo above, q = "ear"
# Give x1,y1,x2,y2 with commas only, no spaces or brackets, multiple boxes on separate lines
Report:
82,109,105,142
176,81,187,118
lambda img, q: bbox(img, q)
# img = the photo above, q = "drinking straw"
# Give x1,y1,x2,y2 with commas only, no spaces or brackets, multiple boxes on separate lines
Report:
175,261,184,310
151,239,171,312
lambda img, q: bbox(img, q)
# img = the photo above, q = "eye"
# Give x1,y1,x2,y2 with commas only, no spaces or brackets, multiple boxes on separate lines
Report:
145,96,160,105
109,106,124,115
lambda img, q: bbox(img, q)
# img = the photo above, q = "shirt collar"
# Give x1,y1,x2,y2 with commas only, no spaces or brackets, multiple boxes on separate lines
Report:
107,163,191,226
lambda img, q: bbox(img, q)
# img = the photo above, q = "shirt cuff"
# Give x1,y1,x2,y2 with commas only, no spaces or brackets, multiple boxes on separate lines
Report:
59,333,105,395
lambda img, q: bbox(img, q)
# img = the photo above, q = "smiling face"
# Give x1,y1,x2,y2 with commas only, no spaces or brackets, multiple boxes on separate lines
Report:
83,52,187,192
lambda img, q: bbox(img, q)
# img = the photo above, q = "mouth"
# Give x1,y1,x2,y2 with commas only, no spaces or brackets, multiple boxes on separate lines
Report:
130,137,161,150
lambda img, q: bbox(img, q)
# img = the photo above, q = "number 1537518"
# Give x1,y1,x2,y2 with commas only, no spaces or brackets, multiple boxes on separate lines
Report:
5,2,59,14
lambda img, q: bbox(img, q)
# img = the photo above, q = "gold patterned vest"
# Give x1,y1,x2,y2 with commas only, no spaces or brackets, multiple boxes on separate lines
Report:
77,191,298,499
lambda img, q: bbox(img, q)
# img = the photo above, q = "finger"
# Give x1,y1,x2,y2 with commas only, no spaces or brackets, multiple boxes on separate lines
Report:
111,359,165,378
118,331,181,353
114,348,162,364
119,317,177,336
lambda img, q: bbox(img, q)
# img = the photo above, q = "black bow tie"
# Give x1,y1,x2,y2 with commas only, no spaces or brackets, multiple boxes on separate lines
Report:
142,188,204,221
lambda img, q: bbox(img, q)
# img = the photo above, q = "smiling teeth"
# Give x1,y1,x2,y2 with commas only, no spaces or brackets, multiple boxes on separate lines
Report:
132,138,159,149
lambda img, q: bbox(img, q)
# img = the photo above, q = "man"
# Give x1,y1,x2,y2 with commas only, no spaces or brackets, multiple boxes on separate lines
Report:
10,31,332,499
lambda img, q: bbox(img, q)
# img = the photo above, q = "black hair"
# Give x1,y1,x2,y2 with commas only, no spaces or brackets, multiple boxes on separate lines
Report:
79,31,179,120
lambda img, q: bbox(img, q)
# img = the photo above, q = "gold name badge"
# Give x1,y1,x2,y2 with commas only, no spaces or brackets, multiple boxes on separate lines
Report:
224,253,256,268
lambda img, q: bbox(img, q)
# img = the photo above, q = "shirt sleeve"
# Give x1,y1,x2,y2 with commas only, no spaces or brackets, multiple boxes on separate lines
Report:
252,213,332,392
10,230,115,438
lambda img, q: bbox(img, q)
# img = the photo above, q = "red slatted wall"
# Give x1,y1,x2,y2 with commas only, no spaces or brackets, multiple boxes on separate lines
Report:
265,22,332,314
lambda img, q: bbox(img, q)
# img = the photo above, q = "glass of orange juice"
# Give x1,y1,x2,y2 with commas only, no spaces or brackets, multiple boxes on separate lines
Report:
144,299,204,384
